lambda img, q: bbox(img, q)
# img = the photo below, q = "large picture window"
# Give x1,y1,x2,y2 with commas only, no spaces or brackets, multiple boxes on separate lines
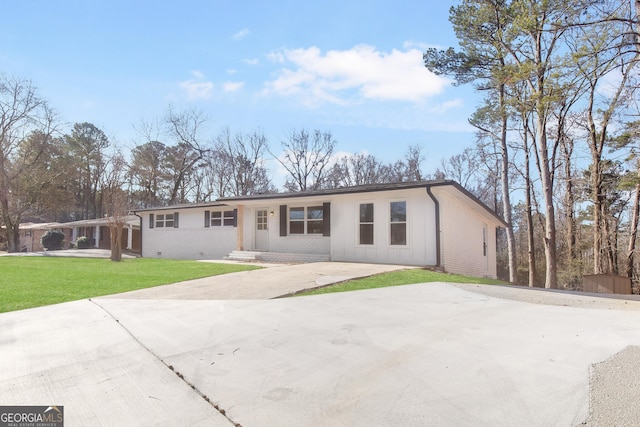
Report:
289,206,324,235
390,201,406,245
359,203,374,245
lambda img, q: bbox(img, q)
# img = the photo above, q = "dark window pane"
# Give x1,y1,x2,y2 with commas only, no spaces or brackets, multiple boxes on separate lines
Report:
390,201,406,222
211,211,222,219
289,207,304,220
390,223,406,245
360,203,374,222
290,221,304,234
307,206,323,220
360,224,374,245
307,220,323,234
223,211,235,226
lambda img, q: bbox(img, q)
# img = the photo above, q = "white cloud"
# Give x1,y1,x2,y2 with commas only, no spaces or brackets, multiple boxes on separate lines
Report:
223,81,244,93
262,44,450,105
428,98,464,113
179,71,214,100
243,58,260,66
233,28,250,40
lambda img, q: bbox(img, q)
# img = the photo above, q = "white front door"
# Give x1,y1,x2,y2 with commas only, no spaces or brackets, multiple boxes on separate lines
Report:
255,209,269,251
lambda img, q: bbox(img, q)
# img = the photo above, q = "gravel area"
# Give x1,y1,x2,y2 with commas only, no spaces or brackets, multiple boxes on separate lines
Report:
450,282,640,311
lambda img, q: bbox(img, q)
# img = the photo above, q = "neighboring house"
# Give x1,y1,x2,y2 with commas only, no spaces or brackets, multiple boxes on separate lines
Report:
18,223,73,251
134,181,507,279
15,216,141,253
64,216,141,252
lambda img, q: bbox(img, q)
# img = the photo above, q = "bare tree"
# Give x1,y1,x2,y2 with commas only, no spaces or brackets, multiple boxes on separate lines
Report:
215,128,274,196
326,152,387,188
163,106,210,204
0,75,57,252
274,129,336,191
104,150,129,261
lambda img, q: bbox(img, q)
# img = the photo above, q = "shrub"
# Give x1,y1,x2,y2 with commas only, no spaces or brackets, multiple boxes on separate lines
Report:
41,230,65,251
76,236,91,249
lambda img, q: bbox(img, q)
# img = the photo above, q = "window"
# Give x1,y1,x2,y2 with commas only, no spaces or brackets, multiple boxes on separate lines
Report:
154,212,179,228
307,206,324,234
289,206,324,235
156,213,174,228
482,225,488,256
208,210,235,227
256,210,268,231
390,201,406,245
359,203,374,245
289,207,305,234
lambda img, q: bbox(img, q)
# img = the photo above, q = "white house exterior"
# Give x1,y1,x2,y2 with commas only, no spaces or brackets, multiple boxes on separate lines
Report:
134,181,507,279
134,202,238,260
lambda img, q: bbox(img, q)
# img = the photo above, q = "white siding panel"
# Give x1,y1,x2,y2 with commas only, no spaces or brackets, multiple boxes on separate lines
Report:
331,188,437,266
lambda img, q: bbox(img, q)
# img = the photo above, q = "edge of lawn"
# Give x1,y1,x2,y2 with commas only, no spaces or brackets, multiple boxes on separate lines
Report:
287,267,509,297
0,257,261,313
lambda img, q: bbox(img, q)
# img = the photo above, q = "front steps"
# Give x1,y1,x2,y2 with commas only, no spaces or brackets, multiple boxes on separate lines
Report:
224,250,330,264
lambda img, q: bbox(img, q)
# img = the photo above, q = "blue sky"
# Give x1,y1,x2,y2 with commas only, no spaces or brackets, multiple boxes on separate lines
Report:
1,1,481,177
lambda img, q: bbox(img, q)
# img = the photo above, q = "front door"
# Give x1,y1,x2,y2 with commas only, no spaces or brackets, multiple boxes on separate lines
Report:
255,209,269,251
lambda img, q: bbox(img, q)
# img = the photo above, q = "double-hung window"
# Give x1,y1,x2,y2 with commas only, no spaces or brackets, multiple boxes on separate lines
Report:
359,203,374,245
156,213,174,228
289,206,324,235
206,210,236,227
390,201,407,245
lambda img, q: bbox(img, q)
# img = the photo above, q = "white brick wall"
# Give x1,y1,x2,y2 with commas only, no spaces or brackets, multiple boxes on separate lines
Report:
433,188,498,278
142,207,236,260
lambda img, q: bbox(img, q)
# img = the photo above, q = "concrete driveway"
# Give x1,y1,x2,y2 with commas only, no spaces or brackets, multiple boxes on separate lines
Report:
1,262,640,426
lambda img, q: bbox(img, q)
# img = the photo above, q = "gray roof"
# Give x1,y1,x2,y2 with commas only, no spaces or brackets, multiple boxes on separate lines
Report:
131,181,507,227
131,201,226,213
217,180,453,201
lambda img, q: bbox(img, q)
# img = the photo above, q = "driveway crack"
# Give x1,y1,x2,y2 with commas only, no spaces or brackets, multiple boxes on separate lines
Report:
90,298,242,427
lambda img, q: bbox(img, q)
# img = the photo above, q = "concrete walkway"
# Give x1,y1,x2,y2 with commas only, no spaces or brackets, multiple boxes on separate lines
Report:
1,262,640,426
105,261,408,300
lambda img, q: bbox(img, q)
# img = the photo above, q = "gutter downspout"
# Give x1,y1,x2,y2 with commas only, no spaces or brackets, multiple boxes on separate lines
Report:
425,185,442,268
133,212,143,257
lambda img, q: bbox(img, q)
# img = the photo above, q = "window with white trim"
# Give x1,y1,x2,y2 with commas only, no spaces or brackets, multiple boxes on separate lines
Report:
210,210,235,227
359,203,374,245
156,213,174,228
390,201,407,245
256,209,268,230
289,206,324,235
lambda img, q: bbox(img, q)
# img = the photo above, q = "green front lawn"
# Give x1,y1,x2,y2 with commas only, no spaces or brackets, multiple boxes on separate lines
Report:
0,257,260,313
296,268,508,296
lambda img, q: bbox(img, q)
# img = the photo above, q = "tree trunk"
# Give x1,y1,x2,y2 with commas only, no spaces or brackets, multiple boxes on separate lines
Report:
564,140,576,263
626,180,640,278
536,116,558,289
110,224,123,262
498,84,517,284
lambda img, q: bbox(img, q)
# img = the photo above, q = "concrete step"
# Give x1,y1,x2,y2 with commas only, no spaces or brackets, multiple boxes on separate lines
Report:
224,251,330,264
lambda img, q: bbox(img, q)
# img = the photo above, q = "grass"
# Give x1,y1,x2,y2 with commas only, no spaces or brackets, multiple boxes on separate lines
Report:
296,268,508,296
0,257,260,313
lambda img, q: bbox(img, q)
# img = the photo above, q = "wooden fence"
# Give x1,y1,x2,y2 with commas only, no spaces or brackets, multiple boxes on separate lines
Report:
582,274,632,295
